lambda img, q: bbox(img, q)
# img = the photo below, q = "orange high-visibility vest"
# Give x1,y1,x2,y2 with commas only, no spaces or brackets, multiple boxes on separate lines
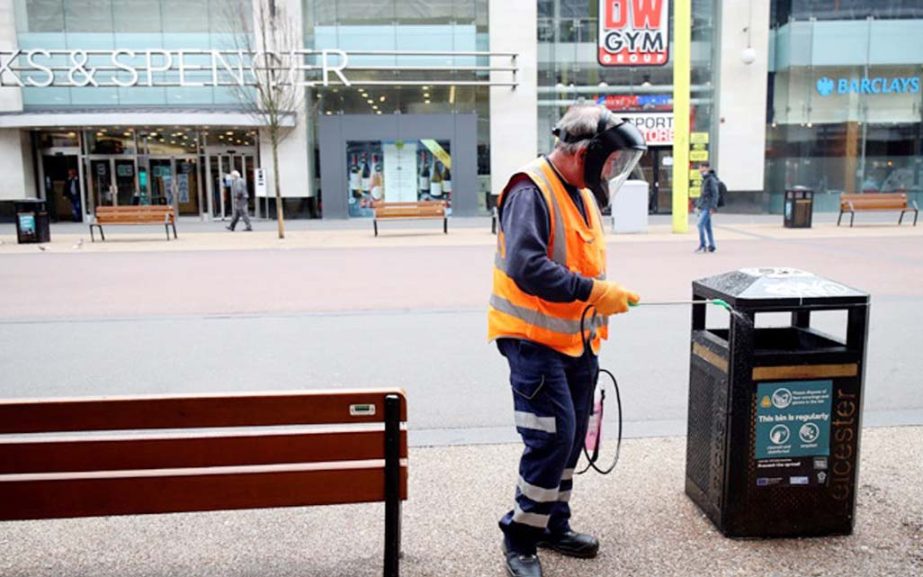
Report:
488,158,608,357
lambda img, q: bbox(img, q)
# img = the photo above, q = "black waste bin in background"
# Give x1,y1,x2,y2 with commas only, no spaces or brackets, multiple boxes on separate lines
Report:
14,199,51,244
784,188,814,228
685,268,869,538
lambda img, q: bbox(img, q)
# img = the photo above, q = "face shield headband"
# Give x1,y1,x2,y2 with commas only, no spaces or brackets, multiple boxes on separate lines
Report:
554,111,647,207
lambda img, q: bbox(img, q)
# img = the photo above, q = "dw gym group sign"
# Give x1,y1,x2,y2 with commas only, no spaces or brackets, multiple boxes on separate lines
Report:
598,0,670,67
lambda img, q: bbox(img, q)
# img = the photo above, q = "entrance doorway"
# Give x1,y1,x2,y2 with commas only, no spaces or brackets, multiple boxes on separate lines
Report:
149,157,202,215
41,155,80,222
88,157,138,207
207,153,257,219
639,147,673,214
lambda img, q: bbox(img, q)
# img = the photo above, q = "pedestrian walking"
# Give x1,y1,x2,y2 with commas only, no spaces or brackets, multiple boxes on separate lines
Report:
65,169,81,222
695,162,719,253
226,170,252,231
487,104,646,577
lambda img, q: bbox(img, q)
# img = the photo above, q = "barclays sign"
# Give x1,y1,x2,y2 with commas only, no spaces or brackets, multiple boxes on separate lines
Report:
816,76,920,97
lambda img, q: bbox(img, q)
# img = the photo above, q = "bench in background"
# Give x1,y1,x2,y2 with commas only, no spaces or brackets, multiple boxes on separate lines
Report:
90,206,178,241
0,389,408,577
373,201,447,237
838,193,918,227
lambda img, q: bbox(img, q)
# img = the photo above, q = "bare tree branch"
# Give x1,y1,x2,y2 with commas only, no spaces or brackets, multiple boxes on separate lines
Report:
223,0,303,239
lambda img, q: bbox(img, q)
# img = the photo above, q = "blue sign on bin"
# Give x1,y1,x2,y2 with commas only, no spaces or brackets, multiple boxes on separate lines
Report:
18,213,35,235
755,380,832,460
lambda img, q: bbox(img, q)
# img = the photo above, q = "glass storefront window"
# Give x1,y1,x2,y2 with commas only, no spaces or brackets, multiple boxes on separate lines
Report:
87,128,136,155
38,130,79,149
63,0,114,33
772,0,923,24
205,129,257,148
21,0,64,33
142,128,199,156
345,139,452,217
767,14,923,211
536,0,717,214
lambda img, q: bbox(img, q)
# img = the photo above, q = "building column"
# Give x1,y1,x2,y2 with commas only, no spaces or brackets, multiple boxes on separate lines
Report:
489,1,537,201
715,0,771,198
0,0,36,201
254,0,312,208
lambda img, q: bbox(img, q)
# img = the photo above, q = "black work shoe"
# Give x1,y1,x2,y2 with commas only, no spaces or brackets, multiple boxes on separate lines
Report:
502,542,542,577
537,530,599,559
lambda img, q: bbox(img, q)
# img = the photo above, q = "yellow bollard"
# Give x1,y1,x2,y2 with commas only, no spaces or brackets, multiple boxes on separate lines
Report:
671,0,691,233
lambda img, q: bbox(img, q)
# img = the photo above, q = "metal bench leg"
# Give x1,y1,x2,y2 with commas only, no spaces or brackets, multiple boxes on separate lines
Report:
89,225,95,242
374,220,379,237
899,211,905,225
837,211,843,226
914,209,919,226
384,395,402,577
99,226,105,241
443,217,448,234
173,223,178,239
850,211,855,228
165,223,171,240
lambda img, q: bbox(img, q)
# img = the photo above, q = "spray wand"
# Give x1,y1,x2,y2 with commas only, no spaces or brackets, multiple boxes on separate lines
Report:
629,298,732,311
579,297,735,476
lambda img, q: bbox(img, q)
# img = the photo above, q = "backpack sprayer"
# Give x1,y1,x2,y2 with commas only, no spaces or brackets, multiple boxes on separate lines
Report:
577,298,734,475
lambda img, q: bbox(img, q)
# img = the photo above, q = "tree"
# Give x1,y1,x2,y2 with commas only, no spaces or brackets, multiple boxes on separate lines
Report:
228,0,302,239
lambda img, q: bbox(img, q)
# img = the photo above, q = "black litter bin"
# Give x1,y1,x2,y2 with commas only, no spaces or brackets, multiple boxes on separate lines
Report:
14,199,51,244
784,188,814,228
685,268,869,538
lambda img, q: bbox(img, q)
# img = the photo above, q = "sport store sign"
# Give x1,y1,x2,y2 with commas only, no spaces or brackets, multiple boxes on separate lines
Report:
619,113,673,146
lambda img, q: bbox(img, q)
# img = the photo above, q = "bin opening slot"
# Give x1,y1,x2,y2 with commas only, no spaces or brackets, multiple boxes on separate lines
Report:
699,307,848,352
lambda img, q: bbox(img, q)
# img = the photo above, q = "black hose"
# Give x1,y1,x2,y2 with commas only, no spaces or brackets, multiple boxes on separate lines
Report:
577,368,622,476
577,304,623,476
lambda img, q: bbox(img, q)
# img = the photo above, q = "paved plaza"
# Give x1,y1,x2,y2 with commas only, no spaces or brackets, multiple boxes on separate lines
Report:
1,214,921,576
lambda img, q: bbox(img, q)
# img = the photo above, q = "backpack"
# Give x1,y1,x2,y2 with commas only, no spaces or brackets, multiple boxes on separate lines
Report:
716,178,727,208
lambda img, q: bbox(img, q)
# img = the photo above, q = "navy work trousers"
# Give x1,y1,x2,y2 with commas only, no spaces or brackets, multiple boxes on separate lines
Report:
497,338,598,554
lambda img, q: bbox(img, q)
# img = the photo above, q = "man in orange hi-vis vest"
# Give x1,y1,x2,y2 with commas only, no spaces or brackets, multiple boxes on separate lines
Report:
488,104,646,577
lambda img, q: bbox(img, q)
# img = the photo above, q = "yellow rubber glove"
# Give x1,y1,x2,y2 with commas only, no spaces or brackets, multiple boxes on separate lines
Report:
588,280,641,315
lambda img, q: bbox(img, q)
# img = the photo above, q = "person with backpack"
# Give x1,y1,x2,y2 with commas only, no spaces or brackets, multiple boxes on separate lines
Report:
695,162,721,253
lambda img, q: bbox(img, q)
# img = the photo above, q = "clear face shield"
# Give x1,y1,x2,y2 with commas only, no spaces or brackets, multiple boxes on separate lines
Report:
578,117,647,208
600,149,644,202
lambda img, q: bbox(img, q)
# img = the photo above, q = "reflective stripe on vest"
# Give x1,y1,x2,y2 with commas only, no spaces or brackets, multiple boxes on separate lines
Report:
488,158,609,357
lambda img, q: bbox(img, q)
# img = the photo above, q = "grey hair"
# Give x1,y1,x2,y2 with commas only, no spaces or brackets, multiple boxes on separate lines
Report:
230,170,241,178
554,104,618,155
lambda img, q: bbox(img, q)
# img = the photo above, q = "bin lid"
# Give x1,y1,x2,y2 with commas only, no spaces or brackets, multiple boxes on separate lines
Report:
693,267,868,309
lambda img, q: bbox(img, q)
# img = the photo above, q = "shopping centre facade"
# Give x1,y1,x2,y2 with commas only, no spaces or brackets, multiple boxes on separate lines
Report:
0,0,920,221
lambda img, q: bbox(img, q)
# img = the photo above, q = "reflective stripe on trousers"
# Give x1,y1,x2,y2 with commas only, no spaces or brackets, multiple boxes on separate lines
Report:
498,339,598,553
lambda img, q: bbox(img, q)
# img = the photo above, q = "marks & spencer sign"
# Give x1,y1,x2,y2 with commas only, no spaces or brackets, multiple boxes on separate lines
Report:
815,75,920,97
598,0,669,67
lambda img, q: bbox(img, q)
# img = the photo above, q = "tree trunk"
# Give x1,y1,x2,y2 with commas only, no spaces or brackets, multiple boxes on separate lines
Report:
271,128,285,239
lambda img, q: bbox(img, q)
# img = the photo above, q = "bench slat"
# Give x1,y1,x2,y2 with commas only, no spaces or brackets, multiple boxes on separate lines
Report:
0,429,408,474
0,389,408,434
375,201,446,219
840,193,909,210
0,462,408,521
95,206,175,226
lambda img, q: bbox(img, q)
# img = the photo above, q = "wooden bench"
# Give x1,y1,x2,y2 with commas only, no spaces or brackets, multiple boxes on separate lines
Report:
373,201,447,237
90,205,178,241
0,389,408,577
837,193,918,227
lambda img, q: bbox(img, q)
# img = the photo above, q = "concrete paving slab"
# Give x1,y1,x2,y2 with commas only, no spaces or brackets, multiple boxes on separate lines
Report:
1,215,920,254
2,427,920,577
